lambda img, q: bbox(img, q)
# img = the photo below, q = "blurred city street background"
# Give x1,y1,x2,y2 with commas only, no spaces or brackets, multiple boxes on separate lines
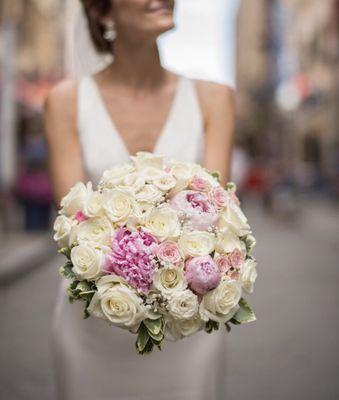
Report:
1,0,339,399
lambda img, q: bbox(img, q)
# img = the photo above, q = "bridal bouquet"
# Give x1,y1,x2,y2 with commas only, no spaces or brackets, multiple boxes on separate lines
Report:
53,152,257,354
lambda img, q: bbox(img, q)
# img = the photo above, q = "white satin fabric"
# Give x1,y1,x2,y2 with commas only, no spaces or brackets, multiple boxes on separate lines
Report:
52,75,227,400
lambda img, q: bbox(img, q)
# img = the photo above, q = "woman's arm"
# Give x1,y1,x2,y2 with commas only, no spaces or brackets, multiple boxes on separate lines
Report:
43,80,85,205
196,81,235,186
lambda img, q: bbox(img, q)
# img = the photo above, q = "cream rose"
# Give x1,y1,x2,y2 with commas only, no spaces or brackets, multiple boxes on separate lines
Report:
53,215,76,247
71,243,104,280
168,289,199,320
118,172,146,193
153,266,187,295
164,313,204,341
131,152,164,170
199,277,242,323
144,206,180,240
60,182,91,216
140,166,164,182
241,259,257,294
103,189,136,223
153,173,177,192
167,161,198,195
84,191,104,218
74,216,114,246
136,184,163,203
88,279,147,329
218,203,251,236
215,228,245,254
99,164,135,189
178,231,215,257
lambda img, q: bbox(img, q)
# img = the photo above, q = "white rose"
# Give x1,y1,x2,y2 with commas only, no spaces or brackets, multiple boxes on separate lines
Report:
103,189,136,223
169,161,198,181
140,166,164,182
60,182,91,216
153,266,187,295
99,164,135,189
84,191,104,217
131,152,164,170
136,184,163,203
53,215,76,247
215,228,245,254
153,173,177,192
144,206,180,240
70,243,104,280
168,289,199,320
118,172,146,193
164,313,204,341
74,216,114,246
219,203,251,236
241,259,257,294
178,231,215,257
88,280,147,329
167,161,198,195
199,277,241,323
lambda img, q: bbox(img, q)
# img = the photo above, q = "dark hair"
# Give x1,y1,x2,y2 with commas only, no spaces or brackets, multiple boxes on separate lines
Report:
81,0,113,54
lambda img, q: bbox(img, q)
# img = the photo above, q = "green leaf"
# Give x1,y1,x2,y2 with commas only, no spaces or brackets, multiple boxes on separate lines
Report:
59,247,72,259
143,339,154,355
225,322,231,333
136,323,150,354
232,298,256,324
204,320,219,333
59,261,75,279
210,171,221,182
148,330,164,342
143,318,163,336
225,182,237,191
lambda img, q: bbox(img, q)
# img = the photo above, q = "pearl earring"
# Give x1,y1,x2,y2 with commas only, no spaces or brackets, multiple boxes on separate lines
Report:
103,20,117,42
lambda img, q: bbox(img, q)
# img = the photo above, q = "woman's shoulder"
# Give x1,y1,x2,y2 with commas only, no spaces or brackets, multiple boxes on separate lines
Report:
45,79,78,110
43,79,80,127
190,78,235,118
43,79,80,139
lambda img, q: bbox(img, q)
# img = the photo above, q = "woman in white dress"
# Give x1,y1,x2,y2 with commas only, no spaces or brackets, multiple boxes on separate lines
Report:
44,1,235,399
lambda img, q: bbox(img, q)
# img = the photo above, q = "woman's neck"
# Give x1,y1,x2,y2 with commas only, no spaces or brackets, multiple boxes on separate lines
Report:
106,37,167,90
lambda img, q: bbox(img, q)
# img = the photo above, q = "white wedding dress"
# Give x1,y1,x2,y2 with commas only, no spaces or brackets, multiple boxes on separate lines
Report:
52,75,227,400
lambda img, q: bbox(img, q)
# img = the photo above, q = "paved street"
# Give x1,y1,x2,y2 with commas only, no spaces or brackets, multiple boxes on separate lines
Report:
0,200,338,400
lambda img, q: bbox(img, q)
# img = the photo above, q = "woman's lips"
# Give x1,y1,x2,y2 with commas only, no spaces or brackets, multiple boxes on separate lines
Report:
147,2,172,15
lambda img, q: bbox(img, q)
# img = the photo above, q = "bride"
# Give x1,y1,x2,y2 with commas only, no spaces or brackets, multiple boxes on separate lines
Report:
44,0,235,399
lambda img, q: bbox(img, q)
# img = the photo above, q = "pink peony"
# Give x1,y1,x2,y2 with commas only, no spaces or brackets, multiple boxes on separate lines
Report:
75,211,88,223
209,187,229,209
185,255,221,295
170,190,218,231
189,175,210,192
105,227,158,293
157,240,182,265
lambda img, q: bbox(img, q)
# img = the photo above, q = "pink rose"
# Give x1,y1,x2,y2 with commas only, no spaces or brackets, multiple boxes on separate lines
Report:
209,187,229,209
157,240,182,265
228,248,245,269
105,227,159,293
189,175,210,192
75,210,88,223
215,255,232,274
170,190,218,231
185,255,221,295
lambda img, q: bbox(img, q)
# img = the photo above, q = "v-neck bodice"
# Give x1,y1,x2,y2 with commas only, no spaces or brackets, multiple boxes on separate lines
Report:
77,74,204,184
